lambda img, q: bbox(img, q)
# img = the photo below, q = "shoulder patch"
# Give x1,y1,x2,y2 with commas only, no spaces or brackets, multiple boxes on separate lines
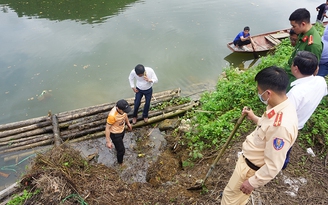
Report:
273,138,285,150
302,35,308,42
273,112,283,127
267,109,275,119
308,35,313,45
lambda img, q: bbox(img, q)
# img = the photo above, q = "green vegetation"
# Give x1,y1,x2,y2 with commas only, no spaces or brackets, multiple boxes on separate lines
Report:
150,97,191,111
184,23,328,159
7,189,40,205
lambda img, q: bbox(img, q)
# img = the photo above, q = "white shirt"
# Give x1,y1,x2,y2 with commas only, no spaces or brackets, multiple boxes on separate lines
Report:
128,67,158,90
287,75,327,129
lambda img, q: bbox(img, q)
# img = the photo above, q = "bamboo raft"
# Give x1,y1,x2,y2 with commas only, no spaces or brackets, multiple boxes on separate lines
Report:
0,88,199,155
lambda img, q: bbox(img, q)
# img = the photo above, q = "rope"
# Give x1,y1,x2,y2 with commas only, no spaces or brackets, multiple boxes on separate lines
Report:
1,154,36,173
61,194,88,205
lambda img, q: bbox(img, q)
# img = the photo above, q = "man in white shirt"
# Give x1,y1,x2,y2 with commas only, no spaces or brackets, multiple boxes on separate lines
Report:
128,64,158,124
287,51,327,130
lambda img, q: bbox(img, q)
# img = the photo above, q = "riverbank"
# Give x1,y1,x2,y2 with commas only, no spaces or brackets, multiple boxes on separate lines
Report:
2,30,328,204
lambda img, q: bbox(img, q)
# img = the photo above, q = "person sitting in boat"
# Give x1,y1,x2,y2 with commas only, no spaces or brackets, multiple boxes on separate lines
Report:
289,29,298,47
233,26,255,49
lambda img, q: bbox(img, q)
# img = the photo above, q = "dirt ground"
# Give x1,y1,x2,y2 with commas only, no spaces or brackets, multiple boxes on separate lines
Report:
6,125,328,205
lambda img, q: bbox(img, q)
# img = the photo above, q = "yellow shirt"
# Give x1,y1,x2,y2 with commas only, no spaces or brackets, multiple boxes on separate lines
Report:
106,106,127,134
242,99,298,188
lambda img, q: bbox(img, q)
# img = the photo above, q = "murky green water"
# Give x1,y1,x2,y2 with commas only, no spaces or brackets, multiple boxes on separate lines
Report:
0,0,323,191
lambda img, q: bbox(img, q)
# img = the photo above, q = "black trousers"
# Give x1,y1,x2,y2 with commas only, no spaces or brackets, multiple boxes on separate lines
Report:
110,131,125,164
233,39,251,46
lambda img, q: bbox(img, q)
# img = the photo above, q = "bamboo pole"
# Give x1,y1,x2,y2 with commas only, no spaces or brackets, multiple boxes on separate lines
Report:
0,89,183,154
0,135,53,151
0,125,53,143
66,132,104,144
0,116,49,132
61,113,107,130
0,135,40,146
0,139,54,155
61,126,105,141
57,92,179,123
0,182,19,202
0,120,52,139
132,101,199,128
55,88,180,121
52,115,62,147
60,101,192,137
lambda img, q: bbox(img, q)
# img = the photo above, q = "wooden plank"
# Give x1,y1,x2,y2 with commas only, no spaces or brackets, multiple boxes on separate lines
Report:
265,35,279,45
270,32,289,39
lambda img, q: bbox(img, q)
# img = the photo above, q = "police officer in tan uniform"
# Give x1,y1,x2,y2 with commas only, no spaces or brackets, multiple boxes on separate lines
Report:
221,66,298,205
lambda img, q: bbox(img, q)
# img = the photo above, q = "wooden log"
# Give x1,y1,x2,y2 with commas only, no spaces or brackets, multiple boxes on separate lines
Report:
61,126,105,141
132,101,199,128
0,182,19,202
0,135,40,146
57,94,180,130
63,113,107,130
60,101,192,137
67,101,198,143
0,125,53,143
0,139,53,155
0,116,49,132
0,134,53,151
66,132,104,144
57,103,115,123
0,120,52,139
0,99,196,154
52,115,62,147
56,88,180,120
57,93,179,124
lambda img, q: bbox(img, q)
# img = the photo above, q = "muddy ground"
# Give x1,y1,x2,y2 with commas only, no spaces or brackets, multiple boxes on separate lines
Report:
4,124,328,205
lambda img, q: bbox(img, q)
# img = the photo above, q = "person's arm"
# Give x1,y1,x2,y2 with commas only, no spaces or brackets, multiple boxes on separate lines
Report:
144,68,158,84
128,70,138,93
240,35,250,42
125,115,132,131
105,123,113,148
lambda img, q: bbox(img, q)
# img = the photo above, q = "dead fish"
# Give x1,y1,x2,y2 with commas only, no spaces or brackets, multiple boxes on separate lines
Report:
37,90,52,101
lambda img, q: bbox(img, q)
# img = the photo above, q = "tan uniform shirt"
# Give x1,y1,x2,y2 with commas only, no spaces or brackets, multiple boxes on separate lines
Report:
106,106,127,134
242,99,298,188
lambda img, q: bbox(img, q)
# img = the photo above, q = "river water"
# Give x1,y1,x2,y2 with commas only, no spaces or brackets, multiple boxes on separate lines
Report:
0,0,323,191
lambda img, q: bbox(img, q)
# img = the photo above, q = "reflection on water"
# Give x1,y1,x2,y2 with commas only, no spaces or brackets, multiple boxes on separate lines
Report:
0,0,139,24
224,52,264,70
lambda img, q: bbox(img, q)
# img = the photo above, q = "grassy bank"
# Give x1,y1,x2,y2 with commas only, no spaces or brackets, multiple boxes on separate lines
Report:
185,24,328,160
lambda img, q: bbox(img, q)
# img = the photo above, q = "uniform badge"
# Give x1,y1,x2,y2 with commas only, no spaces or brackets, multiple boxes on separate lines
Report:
302,35,308,42
273,112,283,127
308,35,313,45
267,109,275,119
273,138,284,150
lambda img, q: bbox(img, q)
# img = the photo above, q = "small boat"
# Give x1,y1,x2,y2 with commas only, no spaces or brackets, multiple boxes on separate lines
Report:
227,22,328,53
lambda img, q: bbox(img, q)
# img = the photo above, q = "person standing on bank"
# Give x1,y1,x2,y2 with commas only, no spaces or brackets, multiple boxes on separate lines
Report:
318,25,328,77
129,64,158,124
316,1,328,23
221,66,298,205
105,99,132,165
285,8,323,87
233,26,256,49
287,51,327,130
